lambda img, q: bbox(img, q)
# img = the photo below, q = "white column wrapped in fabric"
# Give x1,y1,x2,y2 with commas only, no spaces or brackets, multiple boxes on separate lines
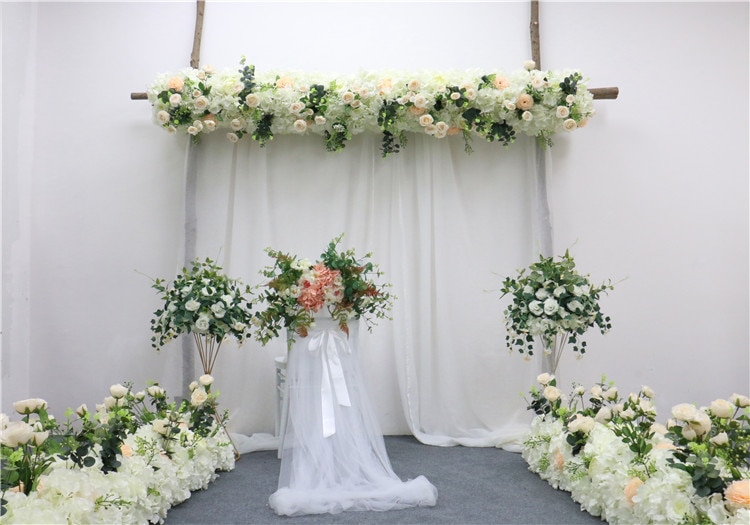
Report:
270,317,437,516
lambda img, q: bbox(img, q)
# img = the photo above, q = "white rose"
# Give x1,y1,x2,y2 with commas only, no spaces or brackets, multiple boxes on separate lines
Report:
199,374,214,386
232,321,246,332
194,314,211,333
103,396,117,409
523,59,536,70
503,100,516,111
245,93,260,107
566,299,583,313
169,93,182,106
682,426,697,441
543,386,561,402
536,373,553,385
535,289,549,300
407,79,421,91
293,119,307,133
184,299,201,312
641,385,655,399
710,432,729,446
566,94,576,104
147,385,165,398
230,118,244,131
543,298,559,315
413,94,427,109
568,414,595,434
690,411,712,435
203,119,216,131
650,423,668,435
730,393,750,407
191,388,208,406
522,110,533,121
604,387,618,401
672,403,698,422
595,406,612,423
563,118,578,131
226,132,239,143
0,421,34,447
32,431,49,447
590,385,603,399
134,391,145,401
152,419,170,436
156,110,170,124
314,115,326,125
709,398,735,419
75,404,88,417
109,384,128,399
573,385,586,396
553,286,566,297
13,398,47,415
529,301,543,316
556,106,570,118
572,285,584,297
289,101,305,114
210,302,226,318
341,91,355,104
620,408,636,420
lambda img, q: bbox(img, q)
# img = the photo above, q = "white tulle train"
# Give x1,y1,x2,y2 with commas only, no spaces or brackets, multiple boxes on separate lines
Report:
269,317,438,516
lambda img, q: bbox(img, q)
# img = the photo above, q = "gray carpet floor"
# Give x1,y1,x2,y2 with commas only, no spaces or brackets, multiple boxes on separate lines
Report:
164,435,605,525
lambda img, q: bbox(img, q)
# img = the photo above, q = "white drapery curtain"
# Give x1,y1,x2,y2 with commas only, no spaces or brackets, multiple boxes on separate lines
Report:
190,131,541,448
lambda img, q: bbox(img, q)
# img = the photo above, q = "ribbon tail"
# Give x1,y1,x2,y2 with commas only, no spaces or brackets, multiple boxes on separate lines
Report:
320,358,336,438
326,335,351,408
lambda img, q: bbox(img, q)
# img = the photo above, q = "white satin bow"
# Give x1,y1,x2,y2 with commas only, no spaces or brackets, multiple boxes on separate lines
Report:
308,329,352,438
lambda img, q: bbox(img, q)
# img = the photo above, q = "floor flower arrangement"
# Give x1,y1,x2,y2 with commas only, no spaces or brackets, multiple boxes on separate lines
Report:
522,374,750,524
0,377,235,524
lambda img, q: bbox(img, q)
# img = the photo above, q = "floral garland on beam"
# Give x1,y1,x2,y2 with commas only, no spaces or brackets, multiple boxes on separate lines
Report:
146,58,595,157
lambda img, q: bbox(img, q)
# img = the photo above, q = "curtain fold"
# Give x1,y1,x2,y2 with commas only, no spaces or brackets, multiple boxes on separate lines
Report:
194,132,540,448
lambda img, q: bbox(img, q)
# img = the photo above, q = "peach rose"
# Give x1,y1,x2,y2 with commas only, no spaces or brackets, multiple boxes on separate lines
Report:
563,118,578,131
725,479,750,508
553,449,565,471
624,477,644,505
377,78,393,95
120,444,134,458
419,114,434,127
493,76,510,90
275,76,294,89
167,76,184,92
516,93,534,110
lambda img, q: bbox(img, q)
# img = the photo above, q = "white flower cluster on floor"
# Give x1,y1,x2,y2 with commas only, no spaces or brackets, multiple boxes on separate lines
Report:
522,374,750,524
1,379,235,524
146,58,595,156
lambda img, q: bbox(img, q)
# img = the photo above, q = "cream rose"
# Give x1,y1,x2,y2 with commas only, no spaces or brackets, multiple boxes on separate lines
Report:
567,414,595,434
690,410,712,435
314,115,326,125
32,431,49,447
543,297,559,315
169,93,182,107
193,96,208,111
199,374,214,386
293,119,308,133
184,299,201,312
536,373,553,385
75,404,88,417
710,432,729,446
710,398,735,418
419,114,434,127
13,398,47,415
672,403,698,422
191,388,208,406
523,60,536,70
604,387,618,401
556,106,570,119
156,110,170,124
194,314,211,333
226,132,239,143
230,118,244,131
407,79,421,91
147,385,165,398
109,384,128,399
243,93,260,108
543,386,561,402
563,118,578,131
152,419,170,436
503,100,516,111
167,76,184,91
529,301,543,316
1,421,34,447
341,91,355,104
730,393,750,407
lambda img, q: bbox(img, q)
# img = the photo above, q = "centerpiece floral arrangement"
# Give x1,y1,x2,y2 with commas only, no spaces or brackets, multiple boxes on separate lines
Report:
150,257,254,374
500,250,614,373
252,234,394,345
522,374,750,524
146,58,595,157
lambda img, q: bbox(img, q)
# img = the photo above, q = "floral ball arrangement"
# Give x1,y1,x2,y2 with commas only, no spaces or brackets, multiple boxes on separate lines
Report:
252,234,394,344
500,250,613,369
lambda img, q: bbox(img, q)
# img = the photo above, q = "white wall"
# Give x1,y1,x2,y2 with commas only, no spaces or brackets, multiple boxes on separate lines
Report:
2,1,747,434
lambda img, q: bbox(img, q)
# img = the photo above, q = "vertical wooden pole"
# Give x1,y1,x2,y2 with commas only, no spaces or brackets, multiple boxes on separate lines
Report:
530,0,541,69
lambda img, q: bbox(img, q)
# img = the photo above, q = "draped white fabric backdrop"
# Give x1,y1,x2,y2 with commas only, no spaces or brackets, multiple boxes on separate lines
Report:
2,1,748,444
